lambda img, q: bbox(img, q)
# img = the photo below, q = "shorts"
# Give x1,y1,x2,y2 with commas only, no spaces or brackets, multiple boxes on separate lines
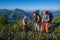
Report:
23,24,27,30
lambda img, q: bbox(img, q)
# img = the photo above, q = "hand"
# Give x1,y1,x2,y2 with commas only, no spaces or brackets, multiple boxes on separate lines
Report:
37,21,39,23
42,20,43,22
33,20,35,22
46,20,49,23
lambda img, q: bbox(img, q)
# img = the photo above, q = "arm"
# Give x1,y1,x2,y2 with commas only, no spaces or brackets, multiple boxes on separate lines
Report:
23,19,25,25
41,16,43,22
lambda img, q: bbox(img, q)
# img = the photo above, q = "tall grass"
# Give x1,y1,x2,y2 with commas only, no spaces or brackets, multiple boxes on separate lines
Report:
0,20,60,40
0,16,60,40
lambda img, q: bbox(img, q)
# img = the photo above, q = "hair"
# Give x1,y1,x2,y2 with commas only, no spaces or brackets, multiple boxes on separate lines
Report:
33,11,39,15
46,11,50,14
23,15,26,18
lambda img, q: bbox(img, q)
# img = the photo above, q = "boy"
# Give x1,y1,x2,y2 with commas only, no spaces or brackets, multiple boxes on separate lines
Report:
23,16,28,32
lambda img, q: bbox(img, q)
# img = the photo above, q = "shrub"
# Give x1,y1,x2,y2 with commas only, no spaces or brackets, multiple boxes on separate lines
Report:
0,12,5,24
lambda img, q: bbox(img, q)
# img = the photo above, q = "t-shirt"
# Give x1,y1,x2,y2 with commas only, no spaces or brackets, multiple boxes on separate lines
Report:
23,18,28,25
42,14,49,21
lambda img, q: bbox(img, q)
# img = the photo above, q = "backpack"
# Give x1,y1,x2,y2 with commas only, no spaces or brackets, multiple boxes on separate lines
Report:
39,11,43,18
34,10,41,23
36,15,41,22
46,11,53,22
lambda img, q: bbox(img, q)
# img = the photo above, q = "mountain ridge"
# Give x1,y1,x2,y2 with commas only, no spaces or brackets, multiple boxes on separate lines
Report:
0,9,60,22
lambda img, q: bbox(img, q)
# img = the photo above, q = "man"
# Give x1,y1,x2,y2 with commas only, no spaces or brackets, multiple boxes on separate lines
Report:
35,10,43,18
33,11,41,32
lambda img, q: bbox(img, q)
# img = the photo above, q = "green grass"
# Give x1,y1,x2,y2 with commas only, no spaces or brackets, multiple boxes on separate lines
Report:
0,16,60,40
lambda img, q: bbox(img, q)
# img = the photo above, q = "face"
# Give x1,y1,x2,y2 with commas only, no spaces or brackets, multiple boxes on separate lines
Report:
48,11,50,14
43,11,46,15
24,16,27,19
33,13,36,17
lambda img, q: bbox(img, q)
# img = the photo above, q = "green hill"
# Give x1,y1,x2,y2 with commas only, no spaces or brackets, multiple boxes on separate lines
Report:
0,16,60,40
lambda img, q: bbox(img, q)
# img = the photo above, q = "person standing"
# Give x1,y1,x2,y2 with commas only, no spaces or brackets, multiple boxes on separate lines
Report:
40,11,49,33
23,16,28,32
33,11,41,32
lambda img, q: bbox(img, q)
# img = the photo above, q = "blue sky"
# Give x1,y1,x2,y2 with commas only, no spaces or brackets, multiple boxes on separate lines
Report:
0,0,60,10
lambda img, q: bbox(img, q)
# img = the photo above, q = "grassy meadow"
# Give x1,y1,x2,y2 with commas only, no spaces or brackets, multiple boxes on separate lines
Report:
0,14,60,40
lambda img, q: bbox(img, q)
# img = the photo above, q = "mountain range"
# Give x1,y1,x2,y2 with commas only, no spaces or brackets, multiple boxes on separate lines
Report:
0,9,60,22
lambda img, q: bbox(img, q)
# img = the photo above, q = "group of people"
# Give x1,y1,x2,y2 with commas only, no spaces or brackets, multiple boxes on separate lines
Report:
23,10,53,33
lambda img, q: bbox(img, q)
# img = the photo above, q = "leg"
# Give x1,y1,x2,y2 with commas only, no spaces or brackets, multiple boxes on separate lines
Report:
34,23,37,31
36,23,40,31
45,23,49,33
25,25,27,32
40,23,44,32
23,25,25,31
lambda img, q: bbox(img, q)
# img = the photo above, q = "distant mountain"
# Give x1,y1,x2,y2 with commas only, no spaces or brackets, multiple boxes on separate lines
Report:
52,10,60,17
0,9,33,22
0,9,60,22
